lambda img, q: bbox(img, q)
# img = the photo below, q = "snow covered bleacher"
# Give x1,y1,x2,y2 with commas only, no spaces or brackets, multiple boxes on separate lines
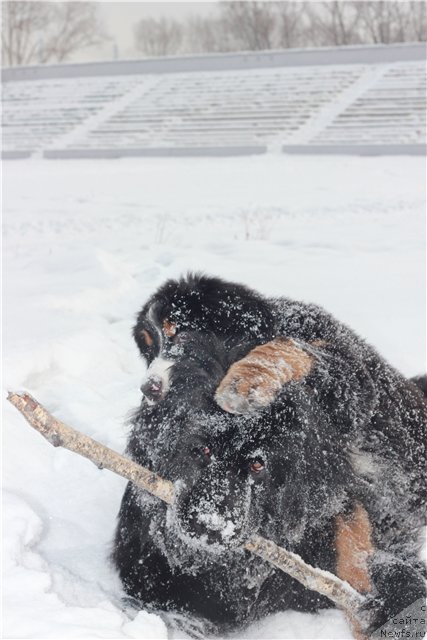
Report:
2,44,425,158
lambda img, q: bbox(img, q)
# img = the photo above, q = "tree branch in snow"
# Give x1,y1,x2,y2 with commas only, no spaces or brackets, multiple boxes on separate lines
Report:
245,535,365,612
7,391,174,505
8,390,365,617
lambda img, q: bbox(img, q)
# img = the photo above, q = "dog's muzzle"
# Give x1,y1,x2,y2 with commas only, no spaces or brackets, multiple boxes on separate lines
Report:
140,376,164,403
140,356,173,404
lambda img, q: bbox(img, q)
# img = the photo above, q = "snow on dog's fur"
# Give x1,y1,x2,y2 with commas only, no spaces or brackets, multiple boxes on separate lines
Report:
113,274,426,636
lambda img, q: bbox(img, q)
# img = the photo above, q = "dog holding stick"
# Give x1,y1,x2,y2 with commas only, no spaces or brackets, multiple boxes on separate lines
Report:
113,273,426,637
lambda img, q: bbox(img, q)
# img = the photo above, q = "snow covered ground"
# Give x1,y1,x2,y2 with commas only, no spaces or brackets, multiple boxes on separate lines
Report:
3,154,426,639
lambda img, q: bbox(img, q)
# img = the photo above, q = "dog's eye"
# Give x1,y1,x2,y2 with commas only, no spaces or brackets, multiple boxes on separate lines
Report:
249,460,265,474
141,329,153,346
191,445,213,464
163,319,177,338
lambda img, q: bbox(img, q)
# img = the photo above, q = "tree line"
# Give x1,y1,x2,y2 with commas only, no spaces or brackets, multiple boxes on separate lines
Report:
2,1,426,68
2,2,102,66
135,2,427,56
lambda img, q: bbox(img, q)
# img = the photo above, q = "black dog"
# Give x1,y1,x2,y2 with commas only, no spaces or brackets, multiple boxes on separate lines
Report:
113,273,426,636
112,333,344,633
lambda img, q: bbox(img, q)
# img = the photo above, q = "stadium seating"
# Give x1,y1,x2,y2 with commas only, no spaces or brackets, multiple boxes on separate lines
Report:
2,44,425,158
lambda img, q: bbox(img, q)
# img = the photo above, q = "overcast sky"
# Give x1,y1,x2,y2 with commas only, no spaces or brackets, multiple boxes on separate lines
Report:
74,2,219,61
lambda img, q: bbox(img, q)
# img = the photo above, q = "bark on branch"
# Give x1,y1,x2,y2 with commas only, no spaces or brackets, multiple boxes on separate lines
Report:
7,391,174,505
7,390,365,617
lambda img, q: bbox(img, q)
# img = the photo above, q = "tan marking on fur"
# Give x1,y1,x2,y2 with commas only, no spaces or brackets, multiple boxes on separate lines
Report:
216,339,313,405
141,329,153,346
335,503,374,594
310,339,328,348
162,319,177,337
336,504,374,640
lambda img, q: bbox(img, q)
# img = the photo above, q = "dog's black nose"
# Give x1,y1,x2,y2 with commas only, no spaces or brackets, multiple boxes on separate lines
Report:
140,378,163,402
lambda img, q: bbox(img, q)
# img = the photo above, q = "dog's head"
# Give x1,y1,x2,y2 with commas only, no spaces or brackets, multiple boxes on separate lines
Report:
133,273,275,403
131,328,353,565
170,418,272,552
162,385,353,557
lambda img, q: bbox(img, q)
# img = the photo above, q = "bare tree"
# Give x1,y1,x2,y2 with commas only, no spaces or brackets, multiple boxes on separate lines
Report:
219,2,278,51
358,1,416,44
274,2,310,49
10,0,420,67
406,1,427,41
134,17,183,57
132,2,427,61
306,2,363,46
2,2,103,67
185,15,235,54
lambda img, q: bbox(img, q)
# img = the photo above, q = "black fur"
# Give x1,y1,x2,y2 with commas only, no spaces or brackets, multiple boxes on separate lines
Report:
133,273,275,364
113,273,426,635
412,375,427,398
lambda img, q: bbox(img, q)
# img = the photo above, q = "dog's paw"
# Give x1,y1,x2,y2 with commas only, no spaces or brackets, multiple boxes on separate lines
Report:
215,339,314,414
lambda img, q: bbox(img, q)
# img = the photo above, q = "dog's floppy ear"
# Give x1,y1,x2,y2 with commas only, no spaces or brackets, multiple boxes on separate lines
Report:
268,387,355,536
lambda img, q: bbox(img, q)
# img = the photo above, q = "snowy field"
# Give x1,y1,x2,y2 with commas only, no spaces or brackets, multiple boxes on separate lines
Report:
3,154,426,639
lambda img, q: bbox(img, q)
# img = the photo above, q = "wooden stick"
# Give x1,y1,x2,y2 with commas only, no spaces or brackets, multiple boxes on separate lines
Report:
7,391,174,505
7,390,365,616
245,535,365,612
